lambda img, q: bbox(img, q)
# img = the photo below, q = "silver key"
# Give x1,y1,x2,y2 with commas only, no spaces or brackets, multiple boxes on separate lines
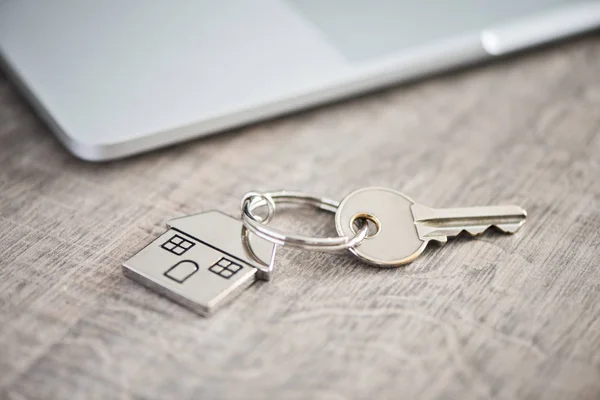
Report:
334,187,527,266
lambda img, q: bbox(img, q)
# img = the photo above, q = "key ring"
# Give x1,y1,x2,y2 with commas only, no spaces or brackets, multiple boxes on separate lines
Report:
241,190,369,251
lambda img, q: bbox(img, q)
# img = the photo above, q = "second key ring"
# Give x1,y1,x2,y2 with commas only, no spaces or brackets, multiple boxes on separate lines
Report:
241,190,368,251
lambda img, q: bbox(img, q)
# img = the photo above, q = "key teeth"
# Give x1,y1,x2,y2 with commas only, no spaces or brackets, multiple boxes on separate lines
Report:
431,236,448,245
415,204,527,241
494,223,525,234
465,222,524,236
426,222,524,240
465,226,489,236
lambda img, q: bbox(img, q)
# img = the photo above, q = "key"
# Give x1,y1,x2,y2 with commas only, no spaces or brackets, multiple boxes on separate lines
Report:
334,187,527,266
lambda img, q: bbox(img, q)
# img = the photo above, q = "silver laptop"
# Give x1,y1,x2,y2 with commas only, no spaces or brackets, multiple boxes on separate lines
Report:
1,1,599,161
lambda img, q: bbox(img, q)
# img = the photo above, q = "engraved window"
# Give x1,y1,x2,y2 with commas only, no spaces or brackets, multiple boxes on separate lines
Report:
161,234,195,256
209,257,243,279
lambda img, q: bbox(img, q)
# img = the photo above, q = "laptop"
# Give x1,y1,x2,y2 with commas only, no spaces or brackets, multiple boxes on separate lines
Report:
1,1,599,161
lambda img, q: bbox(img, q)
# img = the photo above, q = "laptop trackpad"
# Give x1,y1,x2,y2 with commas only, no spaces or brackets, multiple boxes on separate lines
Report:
287,0,573,61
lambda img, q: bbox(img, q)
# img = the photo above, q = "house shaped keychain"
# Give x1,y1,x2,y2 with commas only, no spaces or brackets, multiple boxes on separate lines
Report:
123,211,276,315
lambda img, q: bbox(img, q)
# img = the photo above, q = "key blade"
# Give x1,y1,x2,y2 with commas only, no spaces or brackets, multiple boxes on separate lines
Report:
411,203,527,241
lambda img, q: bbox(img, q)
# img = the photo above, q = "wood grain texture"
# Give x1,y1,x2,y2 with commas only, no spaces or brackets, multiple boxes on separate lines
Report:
1,36,599,400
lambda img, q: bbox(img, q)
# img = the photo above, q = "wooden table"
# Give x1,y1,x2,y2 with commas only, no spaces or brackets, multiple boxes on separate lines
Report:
1,36,599,400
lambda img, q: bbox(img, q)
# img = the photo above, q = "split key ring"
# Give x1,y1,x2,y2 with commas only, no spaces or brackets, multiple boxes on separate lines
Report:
240,190,369,252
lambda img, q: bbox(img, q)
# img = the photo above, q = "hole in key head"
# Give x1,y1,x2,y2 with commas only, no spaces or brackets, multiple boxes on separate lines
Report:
351,213,381,239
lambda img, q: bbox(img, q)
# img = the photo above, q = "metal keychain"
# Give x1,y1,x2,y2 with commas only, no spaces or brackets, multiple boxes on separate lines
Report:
123,187,526,315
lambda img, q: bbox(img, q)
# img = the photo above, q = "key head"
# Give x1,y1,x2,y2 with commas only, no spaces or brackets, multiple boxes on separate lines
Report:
335,187,428,267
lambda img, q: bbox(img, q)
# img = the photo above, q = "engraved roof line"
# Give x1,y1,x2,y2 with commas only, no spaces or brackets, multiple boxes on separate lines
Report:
169,227,256,270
